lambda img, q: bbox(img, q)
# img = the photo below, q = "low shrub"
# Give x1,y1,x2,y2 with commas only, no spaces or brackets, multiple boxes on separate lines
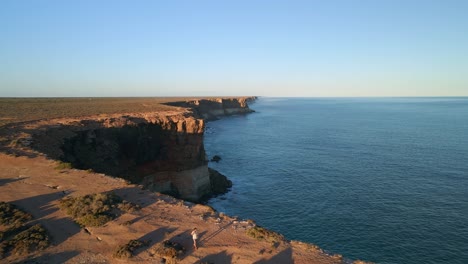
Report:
152,240,185,264
77,214,113,227
59,192,140,227
7,224,50,256
54,161,73,170
246,226,284,244
113,239,149,259
0,202,32,227
117,201,141,213
0,202,49,259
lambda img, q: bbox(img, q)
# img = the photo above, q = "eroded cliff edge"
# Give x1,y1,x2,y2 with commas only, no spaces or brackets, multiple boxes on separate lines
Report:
0,97,256,202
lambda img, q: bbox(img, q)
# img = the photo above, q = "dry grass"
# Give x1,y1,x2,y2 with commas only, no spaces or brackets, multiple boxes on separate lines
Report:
59,192,140,227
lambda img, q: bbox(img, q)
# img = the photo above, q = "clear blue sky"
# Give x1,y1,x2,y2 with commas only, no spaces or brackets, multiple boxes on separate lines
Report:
1,0,467,97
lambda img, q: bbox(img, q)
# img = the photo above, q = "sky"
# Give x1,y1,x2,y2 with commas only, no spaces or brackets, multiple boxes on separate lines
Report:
1,0,468,97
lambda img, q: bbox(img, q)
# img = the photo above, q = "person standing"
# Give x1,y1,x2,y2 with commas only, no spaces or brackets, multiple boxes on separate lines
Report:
191,227,199,250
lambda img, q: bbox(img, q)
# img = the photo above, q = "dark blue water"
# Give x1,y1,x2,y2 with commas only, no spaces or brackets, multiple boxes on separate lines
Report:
205,97,468,264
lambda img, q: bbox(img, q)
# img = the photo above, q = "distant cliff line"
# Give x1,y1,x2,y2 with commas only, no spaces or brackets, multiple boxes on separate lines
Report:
165,96,257,121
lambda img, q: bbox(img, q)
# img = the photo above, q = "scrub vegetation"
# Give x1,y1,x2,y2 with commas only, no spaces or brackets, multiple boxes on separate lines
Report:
0,202,50,259
246,226,285,244
151,240,185,264
113,239,149,259
59,192,140,227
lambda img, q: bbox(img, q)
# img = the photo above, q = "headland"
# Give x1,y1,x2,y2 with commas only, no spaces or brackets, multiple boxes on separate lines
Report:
0,97,369,263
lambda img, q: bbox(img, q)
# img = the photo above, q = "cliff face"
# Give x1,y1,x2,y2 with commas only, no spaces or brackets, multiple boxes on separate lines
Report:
4,97,254,202
25,114,210,201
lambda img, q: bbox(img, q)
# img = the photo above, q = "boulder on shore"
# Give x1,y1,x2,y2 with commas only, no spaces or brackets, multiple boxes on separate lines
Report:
208,168,232,195
210,155,222,162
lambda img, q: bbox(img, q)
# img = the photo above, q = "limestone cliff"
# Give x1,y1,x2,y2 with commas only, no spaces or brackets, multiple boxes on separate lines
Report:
2,97,254,202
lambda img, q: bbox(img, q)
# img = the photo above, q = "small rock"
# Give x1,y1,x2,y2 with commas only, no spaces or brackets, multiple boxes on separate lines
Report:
210,155,222,162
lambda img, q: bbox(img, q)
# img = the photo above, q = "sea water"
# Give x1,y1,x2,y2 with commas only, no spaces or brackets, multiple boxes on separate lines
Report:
205,97,468,264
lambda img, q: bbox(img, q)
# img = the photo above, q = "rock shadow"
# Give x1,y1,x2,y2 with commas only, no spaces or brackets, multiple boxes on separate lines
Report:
0,177,24,186
109,186,160,209
141,227,178,247
10,191,81,246
253,246,294,264
170,230,191,246
13,250,80,264
196,250,233,264
39,216,82,246
161,230,192,259
10,191,67,220
0,143,39,158
133,227,178,256
124,213,150,225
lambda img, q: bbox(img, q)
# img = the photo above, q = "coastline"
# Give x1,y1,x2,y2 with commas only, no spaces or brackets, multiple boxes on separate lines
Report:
0,97,370,263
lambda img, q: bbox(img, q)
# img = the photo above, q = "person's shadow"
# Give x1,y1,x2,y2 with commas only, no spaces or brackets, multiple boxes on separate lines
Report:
196,230,208,246
199,221,233,244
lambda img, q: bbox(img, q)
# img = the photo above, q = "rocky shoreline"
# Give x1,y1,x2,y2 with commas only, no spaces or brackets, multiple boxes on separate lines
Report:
0,97,371,263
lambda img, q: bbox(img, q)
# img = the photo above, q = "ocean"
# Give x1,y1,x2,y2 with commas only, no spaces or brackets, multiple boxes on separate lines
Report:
204,97,468,264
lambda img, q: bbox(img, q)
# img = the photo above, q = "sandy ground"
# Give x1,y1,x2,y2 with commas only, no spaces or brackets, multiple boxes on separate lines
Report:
0,153,347,264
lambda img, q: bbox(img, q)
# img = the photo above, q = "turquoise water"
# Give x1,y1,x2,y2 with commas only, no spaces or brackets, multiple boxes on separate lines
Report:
205,97,468,264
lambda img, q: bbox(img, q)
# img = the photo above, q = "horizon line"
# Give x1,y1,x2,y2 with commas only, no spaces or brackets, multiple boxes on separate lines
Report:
1,95,467,99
